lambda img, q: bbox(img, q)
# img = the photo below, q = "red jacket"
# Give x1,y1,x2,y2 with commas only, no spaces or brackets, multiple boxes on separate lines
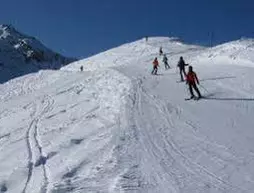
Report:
186,71,199,84
153,59,159,67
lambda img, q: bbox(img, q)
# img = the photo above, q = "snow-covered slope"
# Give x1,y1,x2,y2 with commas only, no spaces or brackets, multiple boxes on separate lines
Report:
193,38,254,67
0,24,75,83
62,37,203,72
1,37,254,193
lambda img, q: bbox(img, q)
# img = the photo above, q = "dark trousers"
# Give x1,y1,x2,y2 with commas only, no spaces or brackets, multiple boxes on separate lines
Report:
189,83,201,98
151,66,158,75
179,68,186,81
164,62,170,69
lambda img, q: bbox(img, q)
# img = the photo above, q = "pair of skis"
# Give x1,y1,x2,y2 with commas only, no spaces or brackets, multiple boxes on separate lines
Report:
177,81,203,101
185,96,202,101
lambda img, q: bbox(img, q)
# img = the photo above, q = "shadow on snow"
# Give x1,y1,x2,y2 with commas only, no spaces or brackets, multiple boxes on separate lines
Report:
200,76,236,82
203,97,254,101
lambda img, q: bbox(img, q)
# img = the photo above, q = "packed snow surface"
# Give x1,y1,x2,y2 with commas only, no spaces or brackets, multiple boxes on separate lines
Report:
1,37,254,193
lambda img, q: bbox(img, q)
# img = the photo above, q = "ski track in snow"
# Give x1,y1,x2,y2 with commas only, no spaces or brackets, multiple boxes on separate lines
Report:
117,76,244,192
139,79,244,192
22,95,54,193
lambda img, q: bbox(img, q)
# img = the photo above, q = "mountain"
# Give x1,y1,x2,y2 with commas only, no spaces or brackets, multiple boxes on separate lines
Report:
1,37,254,193
0,24,76,83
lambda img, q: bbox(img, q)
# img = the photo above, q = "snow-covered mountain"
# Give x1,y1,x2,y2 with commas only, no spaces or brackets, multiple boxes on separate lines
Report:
0,24,75,83
193,38,254,67
1,36,254,193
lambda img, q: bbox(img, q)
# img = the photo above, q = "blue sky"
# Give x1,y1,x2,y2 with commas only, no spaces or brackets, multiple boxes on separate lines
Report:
1,0,253,58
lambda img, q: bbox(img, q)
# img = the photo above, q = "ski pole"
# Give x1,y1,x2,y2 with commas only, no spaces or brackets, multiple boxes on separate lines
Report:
199,84,209,93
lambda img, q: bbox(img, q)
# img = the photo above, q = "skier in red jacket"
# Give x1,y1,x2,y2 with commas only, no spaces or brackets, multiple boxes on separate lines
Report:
151,57,159,75
186,66,202,99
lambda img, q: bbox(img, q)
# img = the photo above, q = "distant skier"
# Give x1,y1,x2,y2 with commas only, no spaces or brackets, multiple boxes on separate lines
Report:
186,66,202,99
159,47,163,56
162,54,170,70
151,57,159,75
145,36,148,42
177,56,188,81
80,66,83,71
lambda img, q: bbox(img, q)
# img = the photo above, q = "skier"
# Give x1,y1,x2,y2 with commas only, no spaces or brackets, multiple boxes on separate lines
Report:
80,66,83,71
151,57,159,75
145,36,148,42
186,66,202,99
163,54,170,70
177,56,188,81
159,47,163,56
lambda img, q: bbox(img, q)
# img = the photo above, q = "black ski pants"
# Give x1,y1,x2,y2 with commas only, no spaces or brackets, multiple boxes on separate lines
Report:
151,66,158,75
164,61,170,69
189,82,201,98
179,68,186,81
